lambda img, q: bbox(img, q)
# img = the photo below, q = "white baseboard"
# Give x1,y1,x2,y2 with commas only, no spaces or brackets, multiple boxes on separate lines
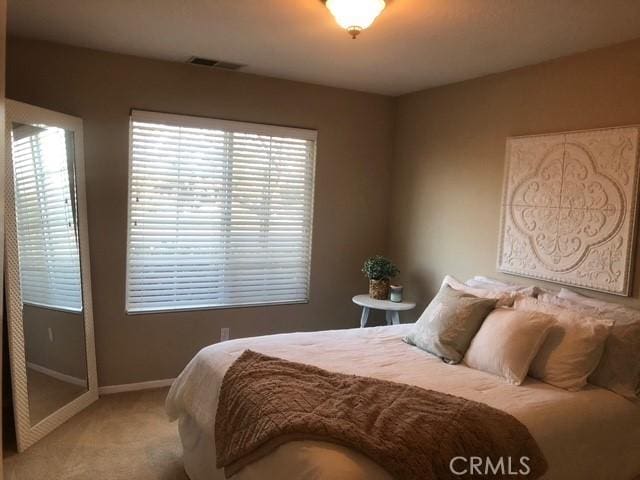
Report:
27,362,87,387
98,378,175,395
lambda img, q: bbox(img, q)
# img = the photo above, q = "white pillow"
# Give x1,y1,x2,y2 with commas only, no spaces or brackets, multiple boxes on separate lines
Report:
558,288,634,314
442,275,517,307
468,276,511,287
464,307,555,385
514,297,613,391
466,276,538,295
538,293,640,399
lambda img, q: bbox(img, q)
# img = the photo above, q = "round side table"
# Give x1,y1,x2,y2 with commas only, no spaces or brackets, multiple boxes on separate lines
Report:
352,294,416,328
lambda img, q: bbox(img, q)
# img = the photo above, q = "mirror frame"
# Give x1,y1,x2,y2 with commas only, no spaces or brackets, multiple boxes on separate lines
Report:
4,99,98,451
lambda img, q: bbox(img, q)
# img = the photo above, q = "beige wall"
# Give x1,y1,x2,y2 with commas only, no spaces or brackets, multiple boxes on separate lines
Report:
390,38,640,317
9,35,640,387
6,38,395,386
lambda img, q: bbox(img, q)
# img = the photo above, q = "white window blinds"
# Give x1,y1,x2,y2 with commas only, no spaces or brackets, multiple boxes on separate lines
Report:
126,110,316,313
12,125,83,312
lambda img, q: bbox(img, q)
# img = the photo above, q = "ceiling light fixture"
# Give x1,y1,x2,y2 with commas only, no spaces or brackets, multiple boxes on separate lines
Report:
324,0,386,39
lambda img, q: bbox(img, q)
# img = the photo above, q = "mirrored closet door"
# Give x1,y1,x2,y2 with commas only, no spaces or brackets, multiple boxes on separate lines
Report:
4,100,98,452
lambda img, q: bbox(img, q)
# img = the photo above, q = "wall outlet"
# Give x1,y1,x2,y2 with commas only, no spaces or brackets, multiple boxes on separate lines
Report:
220,327,230,342
48,327,54,343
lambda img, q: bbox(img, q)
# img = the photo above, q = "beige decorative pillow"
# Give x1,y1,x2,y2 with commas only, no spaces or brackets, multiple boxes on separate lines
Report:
442,275,517,307
463,307,555,385
404,284,497,364
514,297,614,391
538,293,640,399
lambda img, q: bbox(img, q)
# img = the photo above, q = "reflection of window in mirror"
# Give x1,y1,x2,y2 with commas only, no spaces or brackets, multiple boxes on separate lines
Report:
11,123,82,313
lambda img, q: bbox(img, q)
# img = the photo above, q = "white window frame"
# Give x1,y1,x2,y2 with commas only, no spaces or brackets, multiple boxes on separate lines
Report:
125,110,317,314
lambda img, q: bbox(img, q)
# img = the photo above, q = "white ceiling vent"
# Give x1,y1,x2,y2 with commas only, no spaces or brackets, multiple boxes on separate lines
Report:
187,57,245,71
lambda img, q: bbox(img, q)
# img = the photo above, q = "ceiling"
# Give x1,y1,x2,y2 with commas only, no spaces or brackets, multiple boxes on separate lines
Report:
8,0,640,96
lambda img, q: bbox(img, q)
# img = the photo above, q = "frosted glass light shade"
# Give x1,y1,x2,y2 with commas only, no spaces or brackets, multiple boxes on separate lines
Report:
326,0,386,38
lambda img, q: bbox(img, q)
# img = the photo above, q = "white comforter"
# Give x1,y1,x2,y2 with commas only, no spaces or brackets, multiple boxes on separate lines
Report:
166,324,640,480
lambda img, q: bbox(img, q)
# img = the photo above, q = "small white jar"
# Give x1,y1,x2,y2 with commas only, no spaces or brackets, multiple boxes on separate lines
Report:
389,285,403,302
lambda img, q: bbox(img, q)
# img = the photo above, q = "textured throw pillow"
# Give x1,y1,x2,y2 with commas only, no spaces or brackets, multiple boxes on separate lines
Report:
442,275,517,307
464,308,555,385
404,284,497,364
538,293,640,399
514,296,614,391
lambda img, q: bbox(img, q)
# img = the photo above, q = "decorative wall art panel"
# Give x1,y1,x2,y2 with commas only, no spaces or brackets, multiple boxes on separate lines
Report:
498,126,640,295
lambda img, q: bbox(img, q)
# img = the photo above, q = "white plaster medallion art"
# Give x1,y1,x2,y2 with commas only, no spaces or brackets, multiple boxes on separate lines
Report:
498,126,640,295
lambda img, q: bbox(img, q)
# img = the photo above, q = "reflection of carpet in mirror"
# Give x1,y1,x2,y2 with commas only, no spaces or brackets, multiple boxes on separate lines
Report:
3,388,186,480
27,368,87,426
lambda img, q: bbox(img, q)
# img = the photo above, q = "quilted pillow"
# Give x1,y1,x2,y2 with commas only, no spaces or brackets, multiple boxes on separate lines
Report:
404,284,497,364
514,296,613,391
538,292,640,399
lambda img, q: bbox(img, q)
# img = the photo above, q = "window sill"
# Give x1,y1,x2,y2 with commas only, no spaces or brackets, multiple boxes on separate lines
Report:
125,298,309,315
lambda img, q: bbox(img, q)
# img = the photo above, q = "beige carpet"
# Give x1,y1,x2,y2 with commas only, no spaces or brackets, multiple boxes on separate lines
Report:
4,387,189,480
27,368,87,426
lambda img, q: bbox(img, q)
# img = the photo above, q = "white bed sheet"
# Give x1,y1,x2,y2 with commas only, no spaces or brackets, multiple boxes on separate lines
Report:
166,324,640,480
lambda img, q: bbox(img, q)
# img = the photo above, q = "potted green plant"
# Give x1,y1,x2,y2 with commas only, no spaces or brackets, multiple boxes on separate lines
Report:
362,255,399,300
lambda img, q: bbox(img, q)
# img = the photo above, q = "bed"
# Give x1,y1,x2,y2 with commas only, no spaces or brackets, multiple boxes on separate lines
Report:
166,324,640,480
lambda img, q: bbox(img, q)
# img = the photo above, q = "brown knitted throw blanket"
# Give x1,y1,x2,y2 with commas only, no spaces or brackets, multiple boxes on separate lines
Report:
215,350,548,479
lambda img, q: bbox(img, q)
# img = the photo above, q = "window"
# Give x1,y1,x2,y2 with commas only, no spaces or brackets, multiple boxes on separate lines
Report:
125,110,317,313
12,125,83,312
